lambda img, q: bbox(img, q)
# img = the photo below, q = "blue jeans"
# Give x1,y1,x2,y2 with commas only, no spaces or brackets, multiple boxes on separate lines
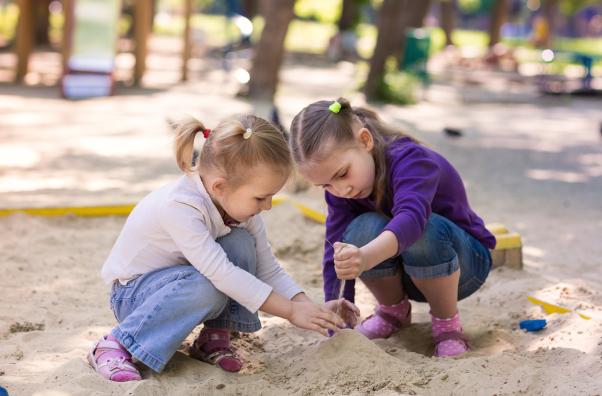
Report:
343,212,492,302
109,228,261,373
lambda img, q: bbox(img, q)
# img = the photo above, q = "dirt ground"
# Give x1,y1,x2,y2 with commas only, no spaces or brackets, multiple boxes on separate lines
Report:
1,38,602,395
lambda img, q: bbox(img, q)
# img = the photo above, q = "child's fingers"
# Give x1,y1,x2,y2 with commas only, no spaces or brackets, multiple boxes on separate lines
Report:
319,308,345,327
334,264,358,279
313,317,339,333
334,249,354,261
334,258,359,270
341,310,356,327
332,242,345,254
312,323,329,337
334,260,352,271
311,318,336,335
333,242,356,259
344,305,360,327
343,300,361,315
335,269,358,279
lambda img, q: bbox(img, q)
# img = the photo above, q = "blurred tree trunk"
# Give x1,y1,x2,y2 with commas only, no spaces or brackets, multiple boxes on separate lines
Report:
488,0,508,47
241,0,259,18
338,0,358,32
440,0,454,46
363,0,407,99
248,0,295,100
34,0,51,45
542,0,558,47
125,0,155,39
406,1,432,30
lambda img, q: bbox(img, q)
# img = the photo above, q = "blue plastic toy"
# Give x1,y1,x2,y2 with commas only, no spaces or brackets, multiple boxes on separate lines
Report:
519,319,547,332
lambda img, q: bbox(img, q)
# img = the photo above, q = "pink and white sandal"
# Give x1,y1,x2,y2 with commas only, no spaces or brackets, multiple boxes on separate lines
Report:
431,312,470,357
433,330,469,357
355,299,412,339
87,335,142,382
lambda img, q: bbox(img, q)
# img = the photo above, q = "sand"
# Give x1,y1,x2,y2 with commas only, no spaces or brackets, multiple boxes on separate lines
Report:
1,198,602,395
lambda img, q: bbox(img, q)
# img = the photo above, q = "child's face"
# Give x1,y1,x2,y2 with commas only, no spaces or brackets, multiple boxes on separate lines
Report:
300,128,376,200
218,164,288,223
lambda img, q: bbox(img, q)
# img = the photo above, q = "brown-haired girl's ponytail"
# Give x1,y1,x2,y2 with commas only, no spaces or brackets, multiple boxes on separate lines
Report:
336,97,351,111
172,116,207,173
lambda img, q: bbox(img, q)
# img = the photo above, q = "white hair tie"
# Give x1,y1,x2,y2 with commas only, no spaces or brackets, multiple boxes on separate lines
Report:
243,128,253,140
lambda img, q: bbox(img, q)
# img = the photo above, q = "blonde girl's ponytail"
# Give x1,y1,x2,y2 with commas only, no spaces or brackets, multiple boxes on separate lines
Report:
169,114,292,186
171,116,209,173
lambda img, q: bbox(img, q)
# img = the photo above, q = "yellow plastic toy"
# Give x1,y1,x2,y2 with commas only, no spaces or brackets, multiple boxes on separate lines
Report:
528,296,591,320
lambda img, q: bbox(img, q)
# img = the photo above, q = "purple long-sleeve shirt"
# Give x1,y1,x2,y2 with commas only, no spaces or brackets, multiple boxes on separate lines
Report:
323,137,496,302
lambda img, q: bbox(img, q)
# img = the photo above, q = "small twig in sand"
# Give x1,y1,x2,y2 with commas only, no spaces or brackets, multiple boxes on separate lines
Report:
326,238,346,317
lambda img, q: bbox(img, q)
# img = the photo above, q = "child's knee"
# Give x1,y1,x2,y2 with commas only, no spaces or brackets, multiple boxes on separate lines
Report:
342,212,390,247
217,228,257,275
185,276,229,316
404,214,454,259
402,214,459,277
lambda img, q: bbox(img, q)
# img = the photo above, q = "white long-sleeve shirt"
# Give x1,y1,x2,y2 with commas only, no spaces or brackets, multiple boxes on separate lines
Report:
101,173,303,313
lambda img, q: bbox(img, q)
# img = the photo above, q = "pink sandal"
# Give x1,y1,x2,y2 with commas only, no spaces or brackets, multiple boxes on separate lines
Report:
431,312,470,357
355,300,412,339
189,328,242,372
433,330,469,357
87,335,142,382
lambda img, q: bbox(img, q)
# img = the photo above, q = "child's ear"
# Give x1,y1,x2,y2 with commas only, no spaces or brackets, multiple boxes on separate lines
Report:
210,177,228,197
358,127,374,152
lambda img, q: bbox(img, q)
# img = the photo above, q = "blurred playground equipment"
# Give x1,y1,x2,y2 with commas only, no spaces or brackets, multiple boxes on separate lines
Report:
61,0,120,98
4,1,601,103
539,48,602,95
11,0,195,89
401,27,431,85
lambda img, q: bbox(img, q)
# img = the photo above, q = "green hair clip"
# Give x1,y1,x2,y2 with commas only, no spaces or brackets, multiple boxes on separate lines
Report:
328,100,341,114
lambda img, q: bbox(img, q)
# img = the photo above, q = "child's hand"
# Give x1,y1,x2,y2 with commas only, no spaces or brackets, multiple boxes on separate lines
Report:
333,242,367,279
324,298,360,328
288,301,345,336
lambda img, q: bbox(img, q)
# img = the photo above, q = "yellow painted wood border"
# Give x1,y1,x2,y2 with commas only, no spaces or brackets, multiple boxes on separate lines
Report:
0,194,289,218
0,204,136,217
291,201,326,224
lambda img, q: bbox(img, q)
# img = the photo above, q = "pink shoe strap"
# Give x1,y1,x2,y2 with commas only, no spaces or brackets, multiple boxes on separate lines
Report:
95,340,123,351
374,303,411,328
95,356,139,373
196,328,230,349
433,330,469,345
93,337,131,361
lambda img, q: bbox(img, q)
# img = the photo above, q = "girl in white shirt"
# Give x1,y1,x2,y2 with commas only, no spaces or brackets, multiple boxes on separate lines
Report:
88,115,359,382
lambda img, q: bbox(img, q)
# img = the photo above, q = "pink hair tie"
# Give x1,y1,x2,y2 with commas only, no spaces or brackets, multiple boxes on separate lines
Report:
202,128,211,139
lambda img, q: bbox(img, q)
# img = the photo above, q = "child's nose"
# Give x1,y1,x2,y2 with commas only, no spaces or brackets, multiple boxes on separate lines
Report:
340,185,353,198
333,183,351,197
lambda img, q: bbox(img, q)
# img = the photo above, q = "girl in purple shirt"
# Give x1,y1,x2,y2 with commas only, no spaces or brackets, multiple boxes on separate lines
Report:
290,98,496,357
